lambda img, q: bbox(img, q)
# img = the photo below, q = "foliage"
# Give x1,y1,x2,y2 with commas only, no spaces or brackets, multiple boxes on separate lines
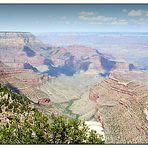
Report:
0,83,104,144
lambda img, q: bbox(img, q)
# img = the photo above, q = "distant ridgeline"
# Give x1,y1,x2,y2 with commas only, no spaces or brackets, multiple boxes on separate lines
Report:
0,83,104,144
0,32,134,78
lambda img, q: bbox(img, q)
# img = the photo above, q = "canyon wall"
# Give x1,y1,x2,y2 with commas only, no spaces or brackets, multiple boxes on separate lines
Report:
89,71,148,144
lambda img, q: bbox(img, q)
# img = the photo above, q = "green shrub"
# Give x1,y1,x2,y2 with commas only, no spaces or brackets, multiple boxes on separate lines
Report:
0,84,104,144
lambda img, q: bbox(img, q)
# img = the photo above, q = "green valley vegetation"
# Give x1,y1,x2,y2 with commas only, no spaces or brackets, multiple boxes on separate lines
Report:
0,83,104,144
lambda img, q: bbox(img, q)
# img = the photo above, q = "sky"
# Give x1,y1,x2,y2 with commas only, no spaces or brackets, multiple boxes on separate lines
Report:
0,4,148,32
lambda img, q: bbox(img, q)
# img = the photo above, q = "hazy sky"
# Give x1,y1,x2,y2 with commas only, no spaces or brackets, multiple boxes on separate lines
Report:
0,4,148,32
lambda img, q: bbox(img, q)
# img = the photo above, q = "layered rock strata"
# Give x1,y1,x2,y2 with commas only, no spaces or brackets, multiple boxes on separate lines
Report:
89,71,148,144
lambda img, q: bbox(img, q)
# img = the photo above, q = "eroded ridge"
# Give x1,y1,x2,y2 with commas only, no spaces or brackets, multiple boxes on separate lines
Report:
89,72,148,144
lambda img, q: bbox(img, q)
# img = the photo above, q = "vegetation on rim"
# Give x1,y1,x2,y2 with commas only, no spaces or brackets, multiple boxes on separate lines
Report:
0,83,104,144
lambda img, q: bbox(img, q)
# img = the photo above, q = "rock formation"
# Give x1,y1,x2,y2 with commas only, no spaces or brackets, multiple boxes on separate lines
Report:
38,98,51,106
0,61,51,104
89,71,148,144
0,32,49,71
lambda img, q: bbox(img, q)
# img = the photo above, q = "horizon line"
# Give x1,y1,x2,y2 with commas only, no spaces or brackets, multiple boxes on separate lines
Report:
1,31,148,33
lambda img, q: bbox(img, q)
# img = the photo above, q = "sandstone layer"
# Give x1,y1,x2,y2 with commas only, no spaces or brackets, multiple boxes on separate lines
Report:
89,71,148,144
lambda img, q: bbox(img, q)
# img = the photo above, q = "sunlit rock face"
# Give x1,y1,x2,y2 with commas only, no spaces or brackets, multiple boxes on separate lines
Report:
85,121,105,140
0,32,49,71
89,71,148,144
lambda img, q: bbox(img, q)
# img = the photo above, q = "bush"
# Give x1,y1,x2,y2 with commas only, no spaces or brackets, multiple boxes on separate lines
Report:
0,114,104,144
0,84,104,144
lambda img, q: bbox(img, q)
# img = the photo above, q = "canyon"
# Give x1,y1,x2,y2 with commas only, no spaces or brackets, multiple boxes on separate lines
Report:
89,70,148,143
0,32,148,143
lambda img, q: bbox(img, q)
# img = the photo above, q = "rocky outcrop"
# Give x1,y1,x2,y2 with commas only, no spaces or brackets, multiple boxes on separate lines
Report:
0,62,51,104
0,32,47,51
38,98,51,106
89,71,148,144
0,32,49,71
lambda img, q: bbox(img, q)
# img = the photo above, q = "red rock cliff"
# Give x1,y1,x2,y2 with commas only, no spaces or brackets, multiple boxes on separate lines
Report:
89,71,148,144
